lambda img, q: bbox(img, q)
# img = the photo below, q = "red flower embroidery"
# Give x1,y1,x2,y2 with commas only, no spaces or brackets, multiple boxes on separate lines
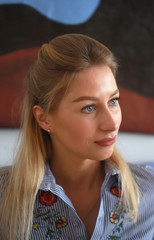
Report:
110,187,121,198
110,211,119,224
39,191,57,206
56,217,67,228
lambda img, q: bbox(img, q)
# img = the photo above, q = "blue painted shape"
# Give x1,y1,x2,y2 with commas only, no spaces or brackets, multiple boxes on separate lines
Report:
0,0,101,25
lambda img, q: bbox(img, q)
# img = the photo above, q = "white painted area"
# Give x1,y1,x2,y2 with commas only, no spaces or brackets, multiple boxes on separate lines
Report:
116,132,154,164
0,128,154,167
0,129,20,167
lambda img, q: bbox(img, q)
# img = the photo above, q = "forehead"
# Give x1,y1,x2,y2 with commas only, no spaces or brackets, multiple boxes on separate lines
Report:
64,65,117,100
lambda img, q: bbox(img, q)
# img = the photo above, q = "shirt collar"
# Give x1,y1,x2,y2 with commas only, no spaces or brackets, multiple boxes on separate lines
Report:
39,160,120,191
40,162,57,191
104,161,120,176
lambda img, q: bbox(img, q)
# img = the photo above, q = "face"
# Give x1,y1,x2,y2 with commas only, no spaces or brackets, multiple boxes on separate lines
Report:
49,65,122,162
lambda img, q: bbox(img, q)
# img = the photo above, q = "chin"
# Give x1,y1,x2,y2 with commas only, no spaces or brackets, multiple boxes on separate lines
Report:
92,147,114,161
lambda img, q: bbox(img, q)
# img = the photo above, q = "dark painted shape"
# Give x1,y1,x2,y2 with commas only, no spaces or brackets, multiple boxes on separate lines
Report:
0,0,154,98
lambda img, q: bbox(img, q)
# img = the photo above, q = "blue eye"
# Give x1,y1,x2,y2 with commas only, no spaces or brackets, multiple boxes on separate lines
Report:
81,104,96,113
109,97,120,106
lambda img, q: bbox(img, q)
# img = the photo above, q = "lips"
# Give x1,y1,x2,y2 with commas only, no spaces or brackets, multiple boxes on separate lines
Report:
94,136,116,147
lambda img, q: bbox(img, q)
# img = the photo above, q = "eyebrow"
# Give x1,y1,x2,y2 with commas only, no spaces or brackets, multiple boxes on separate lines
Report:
72,89,119,103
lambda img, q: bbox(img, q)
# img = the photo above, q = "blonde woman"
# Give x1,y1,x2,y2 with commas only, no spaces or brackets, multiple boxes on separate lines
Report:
0,34,153,240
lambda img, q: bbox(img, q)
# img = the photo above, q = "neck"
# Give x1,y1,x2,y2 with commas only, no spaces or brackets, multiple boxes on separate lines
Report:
50,154,105,192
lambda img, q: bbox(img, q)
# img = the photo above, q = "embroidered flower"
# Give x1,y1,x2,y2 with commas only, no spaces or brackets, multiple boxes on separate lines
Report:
110,211,119,224
55,216,67,228
108,238,119,240
108,237,120,240
39,191,57,206
110,187,121,198
33,223,39,230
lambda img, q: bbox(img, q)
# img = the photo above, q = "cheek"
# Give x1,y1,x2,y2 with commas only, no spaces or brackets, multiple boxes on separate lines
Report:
71,121,92,138
60,117,94,143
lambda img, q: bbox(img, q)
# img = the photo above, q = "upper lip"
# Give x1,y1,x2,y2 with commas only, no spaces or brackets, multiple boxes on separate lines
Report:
94,136,116,143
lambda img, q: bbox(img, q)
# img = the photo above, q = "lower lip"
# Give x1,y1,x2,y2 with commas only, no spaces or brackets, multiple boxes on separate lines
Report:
94,137,116,147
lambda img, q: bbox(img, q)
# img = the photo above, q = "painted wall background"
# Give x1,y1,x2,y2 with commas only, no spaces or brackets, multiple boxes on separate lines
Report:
0,0,154,133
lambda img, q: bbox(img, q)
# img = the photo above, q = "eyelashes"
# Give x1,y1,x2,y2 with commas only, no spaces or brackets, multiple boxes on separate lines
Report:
81,97,120,114
108,97,120,106
81,104,96,113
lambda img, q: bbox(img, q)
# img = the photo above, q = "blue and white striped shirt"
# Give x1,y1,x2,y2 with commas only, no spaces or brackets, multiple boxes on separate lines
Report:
0,162,154,239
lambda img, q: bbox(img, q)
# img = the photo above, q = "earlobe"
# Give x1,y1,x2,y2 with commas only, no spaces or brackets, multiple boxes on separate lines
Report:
32,105,51,132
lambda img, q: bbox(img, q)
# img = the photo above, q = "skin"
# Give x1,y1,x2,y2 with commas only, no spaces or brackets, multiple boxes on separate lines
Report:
33,65,122,238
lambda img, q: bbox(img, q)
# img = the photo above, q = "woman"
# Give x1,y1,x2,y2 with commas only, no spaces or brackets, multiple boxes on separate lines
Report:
0,34,153,240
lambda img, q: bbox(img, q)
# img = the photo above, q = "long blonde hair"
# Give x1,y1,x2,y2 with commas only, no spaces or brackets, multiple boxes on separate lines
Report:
0,34,139,240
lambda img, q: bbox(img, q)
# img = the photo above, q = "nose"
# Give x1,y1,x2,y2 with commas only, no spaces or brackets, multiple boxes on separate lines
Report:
98,108,121,132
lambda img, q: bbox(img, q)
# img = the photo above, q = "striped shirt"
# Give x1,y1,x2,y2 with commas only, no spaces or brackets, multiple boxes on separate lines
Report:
0,162,154,239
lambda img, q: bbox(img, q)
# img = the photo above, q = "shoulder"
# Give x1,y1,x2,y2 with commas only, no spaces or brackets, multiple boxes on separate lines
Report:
0,166,10,177
0,167,10,191
129,163,154,179
128,163,154,195
0,166,10,174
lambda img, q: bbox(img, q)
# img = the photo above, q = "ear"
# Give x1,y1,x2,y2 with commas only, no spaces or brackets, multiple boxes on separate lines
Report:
32,105,52,132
